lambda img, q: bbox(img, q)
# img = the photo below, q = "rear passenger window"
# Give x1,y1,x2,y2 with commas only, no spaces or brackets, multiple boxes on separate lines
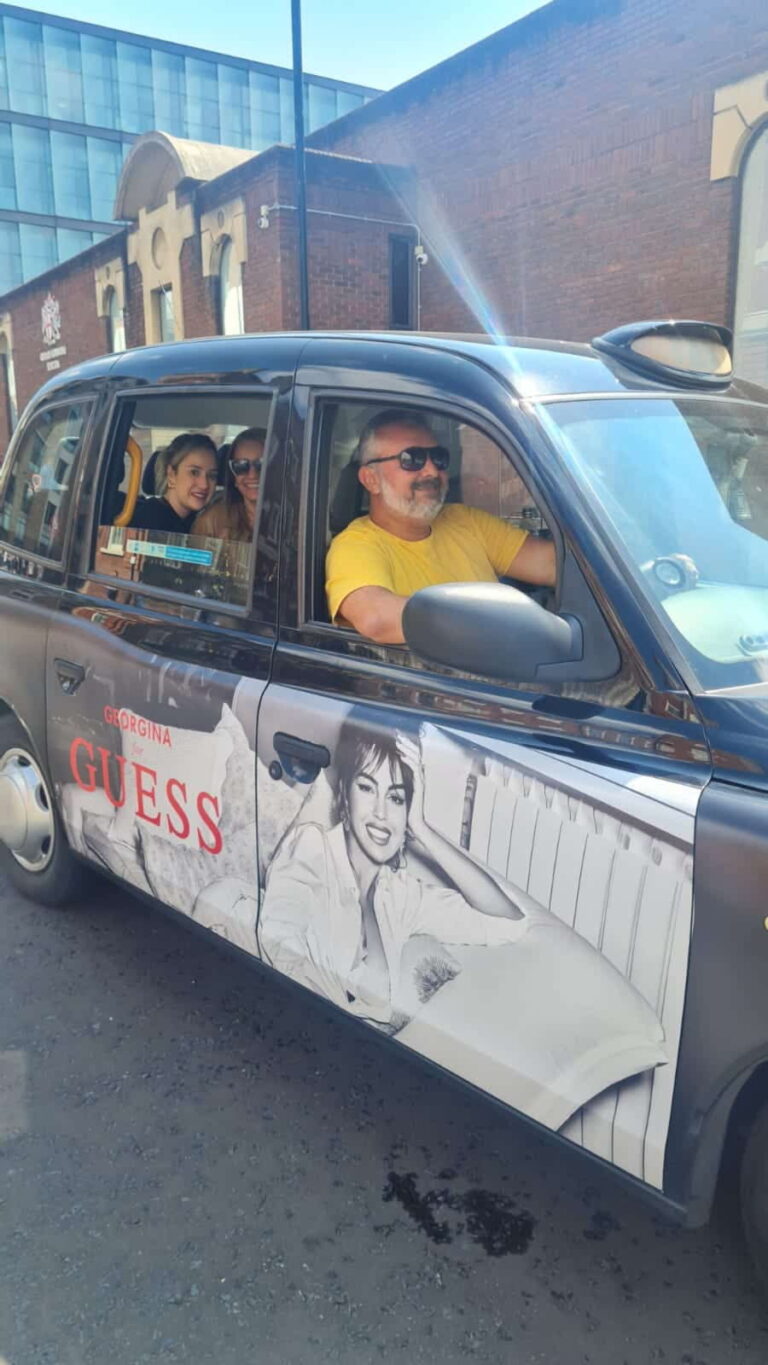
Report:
0,400,91,560
92,392,274,607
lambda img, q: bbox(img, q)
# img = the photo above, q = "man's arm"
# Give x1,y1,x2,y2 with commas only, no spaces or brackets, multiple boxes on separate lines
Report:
337,585,409,644
505,534,556,586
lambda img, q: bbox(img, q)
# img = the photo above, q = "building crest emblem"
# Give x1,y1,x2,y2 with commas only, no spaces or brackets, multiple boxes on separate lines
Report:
41,292,61,348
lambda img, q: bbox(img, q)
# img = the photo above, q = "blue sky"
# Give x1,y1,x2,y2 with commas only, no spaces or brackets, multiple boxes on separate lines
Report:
24,0,548,89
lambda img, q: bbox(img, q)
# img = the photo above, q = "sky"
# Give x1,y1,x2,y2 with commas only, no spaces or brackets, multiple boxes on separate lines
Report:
22,0,549,90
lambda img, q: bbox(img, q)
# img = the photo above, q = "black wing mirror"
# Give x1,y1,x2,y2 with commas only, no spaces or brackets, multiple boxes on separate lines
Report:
402,582,583,683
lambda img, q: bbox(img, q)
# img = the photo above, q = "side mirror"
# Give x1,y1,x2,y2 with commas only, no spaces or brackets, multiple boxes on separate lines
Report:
402,582,583,683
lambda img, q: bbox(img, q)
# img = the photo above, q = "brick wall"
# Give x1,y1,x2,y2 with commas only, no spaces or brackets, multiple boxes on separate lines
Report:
5,241,118,415
310,0,768,340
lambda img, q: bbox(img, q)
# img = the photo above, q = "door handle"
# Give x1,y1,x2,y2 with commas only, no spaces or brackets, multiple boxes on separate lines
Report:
55,658,86,695
272,731,331,781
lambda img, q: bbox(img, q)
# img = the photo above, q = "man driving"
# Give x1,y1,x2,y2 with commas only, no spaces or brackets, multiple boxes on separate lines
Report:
326,409,556,644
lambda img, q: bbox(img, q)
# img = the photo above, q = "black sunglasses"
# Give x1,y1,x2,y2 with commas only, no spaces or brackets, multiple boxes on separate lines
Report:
229,456,263,477
363,444,451,473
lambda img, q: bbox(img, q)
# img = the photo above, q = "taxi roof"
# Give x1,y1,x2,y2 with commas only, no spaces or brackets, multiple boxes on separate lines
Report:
30,329,766,406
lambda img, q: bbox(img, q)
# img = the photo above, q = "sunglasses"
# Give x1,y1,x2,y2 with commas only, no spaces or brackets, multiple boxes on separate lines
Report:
229,457,263,477
363,444,451,473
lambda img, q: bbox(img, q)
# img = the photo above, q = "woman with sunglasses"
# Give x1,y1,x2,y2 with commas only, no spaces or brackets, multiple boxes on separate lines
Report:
192,426,266,540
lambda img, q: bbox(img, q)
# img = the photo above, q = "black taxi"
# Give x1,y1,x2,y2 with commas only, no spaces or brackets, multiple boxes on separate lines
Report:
1,320,768,1285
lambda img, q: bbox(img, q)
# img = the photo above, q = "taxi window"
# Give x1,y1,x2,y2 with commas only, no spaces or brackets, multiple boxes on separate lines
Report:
314,398,550,627
0,400,91,561
92,393,274,608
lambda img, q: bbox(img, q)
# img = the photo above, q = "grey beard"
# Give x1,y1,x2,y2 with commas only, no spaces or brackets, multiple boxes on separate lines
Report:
379,480,446,522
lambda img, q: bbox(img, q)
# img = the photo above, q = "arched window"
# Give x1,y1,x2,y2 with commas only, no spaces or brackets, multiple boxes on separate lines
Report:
105,286,126,353
217,237,244,336
734,124,768,386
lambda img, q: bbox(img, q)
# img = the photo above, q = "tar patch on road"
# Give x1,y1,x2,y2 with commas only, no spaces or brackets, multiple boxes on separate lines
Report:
382,1170,535,1256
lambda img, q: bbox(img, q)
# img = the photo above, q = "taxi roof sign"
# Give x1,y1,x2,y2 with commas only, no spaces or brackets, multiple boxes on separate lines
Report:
592,319,733,389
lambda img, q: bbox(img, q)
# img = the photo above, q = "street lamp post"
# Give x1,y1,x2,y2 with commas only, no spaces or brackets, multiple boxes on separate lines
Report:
291,0,311,330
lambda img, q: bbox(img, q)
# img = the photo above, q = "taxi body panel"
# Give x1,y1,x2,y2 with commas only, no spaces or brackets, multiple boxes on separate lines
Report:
1,328,767,1246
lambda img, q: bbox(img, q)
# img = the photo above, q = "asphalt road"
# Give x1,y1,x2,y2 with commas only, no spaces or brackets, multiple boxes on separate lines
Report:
1,874,767,1365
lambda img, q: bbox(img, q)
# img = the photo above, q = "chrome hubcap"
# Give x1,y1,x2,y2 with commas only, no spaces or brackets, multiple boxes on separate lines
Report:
0,747,54,872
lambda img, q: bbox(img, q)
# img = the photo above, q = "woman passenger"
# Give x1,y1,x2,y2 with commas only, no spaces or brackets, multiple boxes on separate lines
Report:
193,426,266,540
131,433,218,533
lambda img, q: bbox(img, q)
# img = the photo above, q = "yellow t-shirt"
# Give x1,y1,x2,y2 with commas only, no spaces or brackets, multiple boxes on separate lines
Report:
326,503,528,622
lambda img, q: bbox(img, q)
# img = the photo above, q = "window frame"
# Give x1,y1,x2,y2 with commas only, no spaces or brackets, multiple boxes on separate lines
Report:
85,384,279,619
0,393,97,568
298,386,561,640
388,234,415,331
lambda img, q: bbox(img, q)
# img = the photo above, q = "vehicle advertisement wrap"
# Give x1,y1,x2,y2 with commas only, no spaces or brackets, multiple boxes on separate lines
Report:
53,662,697,1193
256,686,698,1193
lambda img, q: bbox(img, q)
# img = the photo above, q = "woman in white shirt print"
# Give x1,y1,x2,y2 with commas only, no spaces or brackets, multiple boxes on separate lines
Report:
259,715,528,1033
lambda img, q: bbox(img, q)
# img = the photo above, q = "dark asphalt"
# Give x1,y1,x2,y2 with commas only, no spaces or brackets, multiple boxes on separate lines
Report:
1,874,766,1365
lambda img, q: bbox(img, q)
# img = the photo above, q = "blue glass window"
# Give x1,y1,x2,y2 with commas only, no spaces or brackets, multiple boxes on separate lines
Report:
43,25,84,123
87,137,123,222
278,76,294,143
218,63,249,147
0,21,10,111
5,18,46,117
185,57,219,141
337,89,364,117
0,122,16,210
56,226,92,263
152,49,185,137
82,34,118,129
117,42,154,133
0,220,21,292
250,71,280,148
12,124,53,214
19,222,56,279
307,83,338,131
51,131,90,218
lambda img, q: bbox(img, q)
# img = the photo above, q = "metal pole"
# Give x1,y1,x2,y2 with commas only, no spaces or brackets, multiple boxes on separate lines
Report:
291,0,311,330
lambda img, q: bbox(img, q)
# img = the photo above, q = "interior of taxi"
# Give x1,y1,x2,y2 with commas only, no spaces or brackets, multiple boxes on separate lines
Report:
94,392,273,607
311,399,552,626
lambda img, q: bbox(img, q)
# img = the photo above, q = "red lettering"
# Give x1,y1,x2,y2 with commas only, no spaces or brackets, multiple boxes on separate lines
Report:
98,747,126,809
69,737,97,792
196,792,222,855
103,705,115,725
162,728,171,748
165,778,190,841
129,714,137,733
134,762,161,826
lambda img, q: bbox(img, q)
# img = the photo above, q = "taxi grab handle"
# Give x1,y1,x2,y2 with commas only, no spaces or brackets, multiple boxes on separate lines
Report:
402,581,582,684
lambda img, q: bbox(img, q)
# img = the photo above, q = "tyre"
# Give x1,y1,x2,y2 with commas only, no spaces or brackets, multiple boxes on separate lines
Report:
0,713,92,906
740,1100,768,1294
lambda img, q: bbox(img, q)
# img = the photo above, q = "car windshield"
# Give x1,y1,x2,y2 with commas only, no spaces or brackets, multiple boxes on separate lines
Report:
540,395,768,691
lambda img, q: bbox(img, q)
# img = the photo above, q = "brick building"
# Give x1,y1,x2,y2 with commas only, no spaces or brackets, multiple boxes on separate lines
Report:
1,0,768,452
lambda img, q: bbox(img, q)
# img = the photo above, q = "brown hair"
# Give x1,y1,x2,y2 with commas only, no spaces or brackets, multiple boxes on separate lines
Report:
218,426,266,537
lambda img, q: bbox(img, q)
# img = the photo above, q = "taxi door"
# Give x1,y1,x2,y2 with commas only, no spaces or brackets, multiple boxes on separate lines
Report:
254,337,712,1197
45,356,292,956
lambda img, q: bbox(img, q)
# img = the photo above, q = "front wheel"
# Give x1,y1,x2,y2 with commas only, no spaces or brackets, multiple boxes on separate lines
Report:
740,1101,768,1294
0,715,92,906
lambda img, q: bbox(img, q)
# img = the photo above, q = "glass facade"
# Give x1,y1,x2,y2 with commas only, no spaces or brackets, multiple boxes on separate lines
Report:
0,6,376,294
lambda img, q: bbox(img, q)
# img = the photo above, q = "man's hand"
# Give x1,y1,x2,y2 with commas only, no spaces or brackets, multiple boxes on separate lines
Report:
505,535,556,587
337,585,409,644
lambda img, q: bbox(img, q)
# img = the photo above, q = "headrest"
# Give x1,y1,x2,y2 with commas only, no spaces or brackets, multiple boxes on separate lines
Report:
141,449,161,496
329,459,363,535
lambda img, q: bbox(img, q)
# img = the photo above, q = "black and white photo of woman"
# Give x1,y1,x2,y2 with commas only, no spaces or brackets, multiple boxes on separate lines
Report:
259,713,532,1033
